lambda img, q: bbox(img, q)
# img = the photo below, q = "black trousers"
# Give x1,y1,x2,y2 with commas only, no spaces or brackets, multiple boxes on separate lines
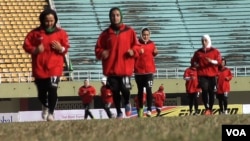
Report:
83,104,94,119
35,76,60,114
103,103,113,118
107,76,131,115
187,93,199,113
135,74,153,111
217,94,228,112
198,76,216,110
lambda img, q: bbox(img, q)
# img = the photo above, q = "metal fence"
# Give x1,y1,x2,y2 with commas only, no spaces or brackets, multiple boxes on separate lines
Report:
1,66,250,83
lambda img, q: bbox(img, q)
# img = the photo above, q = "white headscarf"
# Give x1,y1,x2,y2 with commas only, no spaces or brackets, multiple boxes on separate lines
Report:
140,27,151,43
201,34,212,48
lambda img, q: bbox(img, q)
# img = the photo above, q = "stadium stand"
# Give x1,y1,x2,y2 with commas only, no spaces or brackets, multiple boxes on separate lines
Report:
1,0,250,83
0,0,48,83
53,0,250,73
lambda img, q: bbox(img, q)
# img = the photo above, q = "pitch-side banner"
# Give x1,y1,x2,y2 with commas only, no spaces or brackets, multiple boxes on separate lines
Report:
0,113,19,123
19,109,125,122
4,104,244,122
153,104,243,117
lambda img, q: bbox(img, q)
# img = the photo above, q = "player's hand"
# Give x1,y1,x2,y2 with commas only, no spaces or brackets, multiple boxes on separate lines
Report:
34,44,44,54
102,50,109,59
140,48,144,54
51,41,63,52
205,57,212,63
154,48,158,54
127,49,134,56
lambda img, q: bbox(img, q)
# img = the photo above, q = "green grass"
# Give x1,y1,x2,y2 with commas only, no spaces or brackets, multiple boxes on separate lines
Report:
1,114,250,141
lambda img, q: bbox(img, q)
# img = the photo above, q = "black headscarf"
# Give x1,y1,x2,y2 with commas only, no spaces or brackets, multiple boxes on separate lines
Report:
39,8,58,33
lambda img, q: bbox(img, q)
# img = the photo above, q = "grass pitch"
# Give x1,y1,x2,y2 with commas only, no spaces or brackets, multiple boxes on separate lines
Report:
1,114,250,141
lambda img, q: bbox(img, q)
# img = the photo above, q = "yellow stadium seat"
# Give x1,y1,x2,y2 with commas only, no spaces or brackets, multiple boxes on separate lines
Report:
2,68,9,73
12,61,18,65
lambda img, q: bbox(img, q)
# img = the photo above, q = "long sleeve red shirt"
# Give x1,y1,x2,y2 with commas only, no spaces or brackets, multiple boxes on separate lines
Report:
134,39,157,74
183,67,200,94
216,67,233,94
191,47,222,77
95,24,138,76
23,27,70,79
100,85,113,104
153,90,165,108
78,85,96,104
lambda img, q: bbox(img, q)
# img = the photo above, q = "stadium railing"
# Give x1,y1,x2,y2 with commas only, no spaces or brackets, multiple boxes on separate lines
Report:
0,66,250,83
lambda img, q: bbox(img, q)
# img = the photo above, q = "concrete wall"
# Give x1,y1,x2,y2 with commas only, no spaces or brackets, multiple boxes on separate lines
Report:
0,77,250,98
0,77,249,112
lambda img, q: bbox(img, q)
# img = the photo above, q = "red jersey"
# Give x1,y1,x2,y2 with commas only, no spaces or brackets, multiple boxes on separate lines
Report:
134,39,157,74
216,67,233,94
183,67,200,94
23,27,70,79
153,90,165,108
78,85,96,104
100,85,113,104
134,93,147,108
191,47,222,77
95,24,138,76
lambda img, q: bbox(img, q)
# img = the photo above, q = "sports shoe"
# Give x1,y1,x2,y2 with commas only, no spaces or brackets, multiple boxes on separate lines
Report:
146,111,151,117
224,110,228,115
138,108,144,118
47,113,54,121
204,109,211,115
125,103,131,116
117,113,123,119
41,105,49,120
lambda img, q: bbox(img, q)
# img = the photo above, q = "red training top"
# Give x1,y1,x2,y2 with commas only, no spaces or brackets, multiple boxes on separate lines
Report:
191,47,222,77
78,85,96,104
100,85,113,104
153,90,165,108
183,67,200,94
216,67,233,94
23,27,70,79
134,39,157,74
95,24,138,76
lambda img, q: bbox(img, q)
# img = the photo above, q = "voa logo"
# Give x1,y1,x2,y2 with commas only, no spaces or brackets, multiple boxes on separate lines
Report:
226,129,246,136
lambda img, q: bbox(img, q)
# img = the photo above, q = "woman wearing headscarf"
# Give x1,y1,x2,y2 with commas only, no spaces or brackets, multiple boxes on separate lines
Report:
95,7,138,118
191,34,222,115
134,27,158,117
23,8,70,121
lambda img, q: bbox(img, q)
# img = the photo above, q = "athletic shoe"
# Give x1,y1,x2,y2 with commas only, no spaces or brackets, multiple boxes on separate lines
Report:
117,113,123,119
47,113,54,121
146,111,151,117
204,109,211,115
224,110,228,115
41,105,49,120
125,103,131,116
219,110,224,115
138,108,144,118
